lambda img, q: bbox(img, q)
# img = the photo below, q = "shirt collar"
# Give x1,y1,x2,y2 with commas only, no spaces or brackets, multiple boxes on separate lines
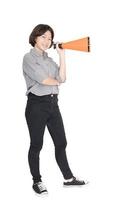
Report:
30,48,48,58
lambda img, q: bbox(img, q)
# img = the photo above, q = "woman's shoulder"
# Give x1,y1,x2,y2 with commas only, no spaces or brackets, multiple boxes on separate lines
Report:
23,50,35,62
23,52,30,60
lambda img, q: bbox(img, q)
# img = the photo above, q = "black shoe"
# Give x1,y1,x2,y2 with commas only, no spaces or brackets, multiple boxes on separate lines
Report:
63,176,88,186
32,182,48,195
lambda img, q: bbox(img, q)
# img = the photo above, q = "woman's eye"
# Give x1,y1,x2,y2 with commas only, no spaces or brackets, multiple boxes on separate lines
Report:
42,36,51,41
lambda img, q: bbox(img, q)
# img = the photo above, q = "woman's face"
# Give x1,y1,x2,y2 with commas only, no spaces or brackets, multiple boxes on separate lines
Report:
35,30,52,51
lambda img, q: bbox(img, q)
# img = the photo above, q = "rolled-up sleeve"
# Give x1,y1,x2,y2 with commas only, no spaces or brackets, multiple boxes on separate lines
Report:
23,54,48,84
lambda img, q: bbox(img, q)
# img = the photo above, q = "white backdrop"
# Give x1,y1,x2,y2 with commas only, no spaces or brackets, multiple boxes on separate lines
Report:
0,0,133,199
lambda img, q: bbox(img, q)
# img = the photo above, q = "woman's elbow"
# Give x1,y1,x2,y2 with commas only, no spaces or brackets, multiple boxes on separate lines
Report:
60,77,66,83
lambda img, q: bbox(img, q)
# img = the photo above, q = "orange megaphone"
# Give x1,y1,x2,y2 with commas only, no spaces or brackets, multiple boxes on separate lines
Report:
53,37,90,52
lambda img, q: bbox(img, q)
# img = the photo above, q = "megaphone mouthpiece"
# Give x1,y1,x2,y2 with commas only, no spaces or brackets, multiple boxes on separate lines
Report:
53,43,63,49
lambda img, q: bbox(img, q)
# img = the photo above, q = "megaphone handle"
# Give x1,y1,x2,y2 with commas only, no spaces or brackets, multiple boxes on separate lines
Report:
53,43,63,49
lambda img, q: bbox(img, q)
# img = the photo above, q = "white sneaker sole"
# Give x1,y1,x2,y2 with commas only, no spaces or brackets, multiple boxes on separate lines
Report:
33,190,48,197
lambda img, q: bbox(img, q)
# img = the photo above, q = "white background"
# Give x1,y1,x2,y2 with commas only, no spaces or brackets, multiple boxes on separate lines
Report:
0,0,133,199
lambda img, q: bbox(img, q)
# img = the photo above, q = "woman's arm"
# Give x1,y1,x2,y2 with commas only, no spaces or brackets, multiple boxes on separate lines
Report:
42,77,60,85
56,43,66,83
42,44,66,86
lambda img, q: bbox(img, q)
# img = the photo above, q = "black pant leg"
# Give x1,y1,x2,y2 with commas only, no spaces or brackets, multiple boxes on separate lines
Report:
25,97,48,183
47,103,73,179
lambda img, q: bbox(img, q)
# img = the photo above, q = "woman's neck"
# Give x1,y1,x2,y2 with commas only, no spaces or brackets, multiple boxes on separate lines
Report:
34,46,44,55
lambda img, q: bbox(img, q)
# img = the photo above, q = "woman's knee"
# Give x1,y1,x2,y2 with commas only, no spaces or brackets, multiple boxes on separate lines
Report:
55,141,67,150
29,142,43,153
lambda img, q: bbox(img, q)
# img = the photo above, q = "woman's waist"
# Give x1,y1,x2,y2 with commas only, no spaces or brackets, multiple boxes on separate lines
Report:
28,92,58,97
27,92,58,102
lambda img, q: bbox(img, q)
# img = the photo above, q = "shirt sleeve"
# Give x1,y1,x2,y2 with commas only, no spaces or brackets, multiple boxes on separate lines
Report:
22,54,48,84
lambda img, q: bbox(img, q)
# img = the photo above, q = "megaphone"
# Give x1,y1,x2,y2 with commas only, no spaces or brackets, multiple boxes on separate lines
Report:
53,37,90,52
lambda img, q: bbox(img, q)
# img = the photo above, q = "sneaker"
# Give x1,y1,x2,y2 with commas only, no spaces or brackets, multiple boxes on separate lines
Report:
63,176,88,187
32,182,48,195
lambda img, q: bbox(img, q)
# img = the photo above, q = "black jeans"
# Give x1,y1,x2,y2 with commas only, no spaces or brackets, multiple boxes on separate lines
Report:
25,92,73,183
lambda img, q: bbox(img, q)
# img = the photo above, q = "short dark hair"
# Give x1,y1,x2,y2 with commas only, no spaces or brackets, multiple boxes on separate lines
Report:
29,24,54,47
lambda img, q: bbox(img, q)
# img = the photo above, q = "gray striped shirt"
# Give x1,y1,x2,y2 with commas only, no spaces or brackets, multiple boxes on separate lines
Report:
22,48,61,96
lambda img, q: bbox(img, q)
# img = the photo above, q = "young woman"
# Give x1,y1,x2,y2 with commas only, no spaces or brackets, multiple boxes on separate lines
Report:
22,24,87,196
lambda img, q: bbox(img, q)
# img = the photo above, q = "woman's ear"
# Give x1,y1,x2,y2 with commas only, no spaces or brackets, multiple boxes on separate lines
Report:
34,36,38,45
33,38,36,46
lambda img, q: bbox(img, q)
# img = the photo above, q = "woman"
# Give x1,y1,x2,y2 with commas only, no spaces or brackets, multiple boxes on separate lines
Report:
22,24,87,196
